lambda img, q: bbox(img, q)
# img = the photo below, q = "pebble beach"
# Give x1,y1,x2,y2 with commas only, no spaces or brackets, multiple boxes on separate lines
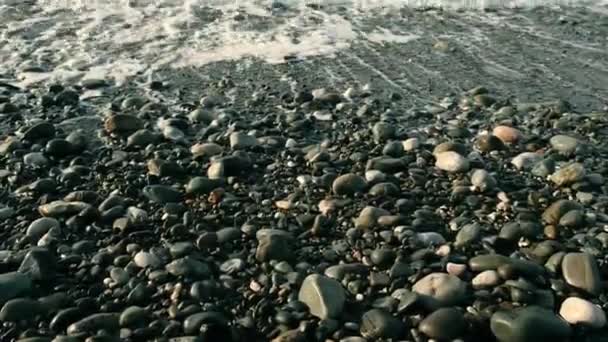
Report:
1,1,608,341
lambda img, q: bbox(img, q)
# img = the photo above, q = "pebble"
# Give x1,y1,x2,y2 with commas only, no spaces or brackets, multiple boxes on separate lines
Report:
67,313,120,335
419,307,467,340
550,135,579,155
470,169,497,192
472,270,501,288
491,306,571,342
559,297,606,328
142,185,183,204
0,298,42,321
550,163,586,186
133,251,162,269
360,309,405,340
561,253,601,296
493,125,522,144
298,274,346,319
230,132,258,149
412,273,468,307
332,173,367,196
402,137,420,151
435,151,470,172
511,152,542,170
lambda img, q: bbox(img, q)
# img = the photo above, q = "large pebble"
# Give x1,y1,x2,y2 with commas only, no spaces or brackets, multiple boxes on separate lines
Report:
298,274,346,319
435,151,469,172
491,306,571,342
332,173,367,196
550,163,585,186
550,135,579,155
511,152,542,170
561,253,601,296
419,307,467,340
360,309,405,340
493,125,522,144
559,297,606,328
412,273,467,307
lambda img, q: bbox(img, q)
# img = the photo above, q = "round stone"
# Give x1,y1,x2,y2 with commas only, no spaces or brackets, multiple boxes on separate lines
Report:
559,297,606,328
493,125,522,144
435,151,469,173
298,274,346,320
550,135,579,155
332,174,367,196
412,273,468,307
419,307,467,340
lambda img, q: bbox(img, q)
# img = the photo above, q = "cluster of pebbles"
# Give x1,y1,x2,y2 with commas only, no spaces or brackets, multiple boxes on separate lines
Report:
1,79,608,342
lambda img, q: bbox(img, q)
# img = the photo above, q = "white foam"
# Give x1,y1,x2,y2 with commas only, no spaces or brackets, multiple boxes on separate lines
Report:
0,0,606,87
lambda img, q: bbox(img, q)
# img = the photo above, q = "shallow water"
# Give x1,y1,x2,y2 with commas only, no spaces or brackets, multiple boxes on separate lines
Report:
1,0,607,110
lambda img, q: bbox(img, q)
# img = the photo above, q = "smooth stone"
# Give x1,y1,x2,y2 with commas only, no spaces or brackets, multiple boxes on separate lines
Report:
127,129,158,147
119,306,147,327
26,217,60,242
230,132,258,150
332,174,367,196
468,254,511,272
402,138,420,151
559,210,585,228
23,122,56,141
67,313,120,335
491,306,571,342
191,143,223,158
493,125,522,144
360,309,405,340
542,200,583,225
550,135,579,155
475,134,504,152
185,177,223,195
355,206,390,230
419,307,467,340
550,163,586,186
471,169,496,192
298,274,346,319
435,151,469,172
0,298,42,321
368,182,399,197
412,273,467,307
18,247,55,281
559,297,606,328
416,232,446,247
38,201,90,217
24,152,49,167
472,270,501,289
165,257,210,278
561,253,601,296
133,251,162,269
454,223,481,248
511,152,542,171
0,272,33,306
372,122,396,142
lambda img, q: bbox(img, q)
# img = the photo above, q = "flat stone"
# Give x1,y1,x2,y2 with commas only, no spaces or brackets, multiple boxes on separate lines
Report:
561,253,601,296
419,307,467,340
298,274,346,319
165,257,210,278
412,273,467,307
491,306,571,342
559,297,606,328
